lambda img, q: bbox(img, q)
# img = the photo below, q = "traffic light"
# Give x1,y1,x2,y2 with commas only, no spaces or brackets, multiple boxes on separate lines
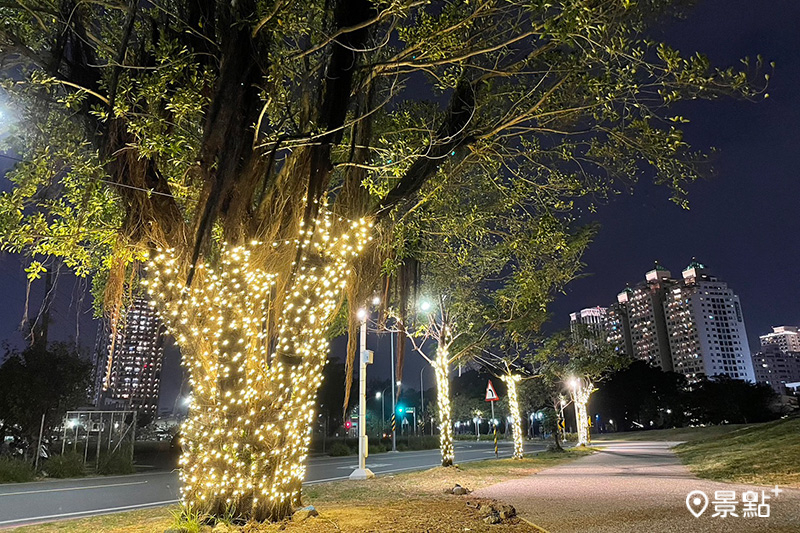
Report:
396,404,405,415
344,420,352,430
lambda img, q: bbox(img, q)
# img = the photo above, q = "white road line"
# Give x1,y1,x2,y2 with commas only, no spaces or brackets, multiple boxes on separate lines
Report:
304,452,517,484
0,499,179,526
0,480,148,497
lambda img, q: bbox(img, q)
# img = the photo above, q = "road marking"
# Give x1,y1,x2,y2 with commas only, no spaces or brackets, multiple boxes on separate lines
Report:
304,452,517,484
0,480,148,497
0,499,179,526
336,463,391,470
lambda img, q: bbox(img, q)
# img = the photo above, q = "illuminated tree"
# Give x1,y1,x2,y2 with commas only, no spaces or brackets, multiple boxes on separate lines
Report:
500,373,525,459
0,0,765,521
531,327,626,446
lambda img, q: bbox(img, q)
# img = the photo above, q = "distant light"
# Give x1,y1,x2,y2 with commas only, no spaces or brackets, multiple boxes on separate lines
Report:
357,308,367,321
375,392,381,399
419,300,431,312
183,396,193,406
568,377,579,390
371,296,381,306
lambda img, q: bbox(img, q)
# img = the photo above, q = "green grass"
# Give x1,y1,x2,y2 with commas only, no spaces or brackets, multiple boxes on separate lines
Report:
592,423,757,442
673,417,800,487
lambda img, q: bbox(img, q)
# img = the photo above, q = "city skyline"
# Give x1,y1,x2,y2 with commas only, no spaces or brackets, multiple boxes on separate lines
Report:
0,0,798,415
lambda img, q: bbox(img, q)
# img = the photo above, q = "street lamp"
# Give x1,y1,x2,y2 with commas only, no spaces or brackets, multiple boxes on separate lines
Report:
350,303,375,481
375,390,386,432
419,367,426,435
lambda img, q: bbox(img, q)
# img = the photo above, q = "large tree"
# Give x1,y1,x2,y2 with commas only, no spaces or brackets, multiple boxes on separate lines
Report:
0,0,764,521
0,342,92,442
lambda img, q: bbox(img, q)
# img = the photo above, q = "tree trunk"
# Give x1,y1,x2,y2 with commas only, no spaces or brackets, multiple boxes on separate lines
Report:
432,349,454,467
502,375,524,459
572,384,593,447
144,216,370,521
551,398,564,451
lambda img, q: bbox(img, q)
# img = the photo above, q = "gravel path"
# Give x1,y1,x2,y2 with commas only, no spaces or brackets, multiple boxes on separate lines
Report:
474,441,800,533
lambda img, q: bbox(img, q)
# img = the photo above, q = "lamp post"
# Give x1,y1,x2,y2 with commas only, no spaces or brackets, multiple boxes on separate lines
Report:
569,378,580,438
390,323,397,452
419,366,425,435
350,307,374,480
376,390,386,433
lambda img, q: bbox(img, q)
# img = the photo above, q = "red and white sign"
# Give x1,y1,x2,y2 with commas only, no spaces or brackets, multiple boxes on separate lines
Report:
485,379,499,402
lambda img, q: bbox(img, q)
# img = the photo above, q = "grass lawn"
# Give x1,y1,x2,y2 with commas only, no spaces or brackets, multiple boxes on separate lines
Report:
592,423,758,442
673,417,800,488
9,449,591,533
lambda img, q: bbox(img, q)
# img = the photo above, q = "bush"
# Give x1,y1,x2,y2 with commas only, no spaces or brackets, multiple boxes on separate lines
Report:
99,448,135,475
0,457,35,482
406,436,439,451
329,442,352,456
368,444,387,455
45,452,85,478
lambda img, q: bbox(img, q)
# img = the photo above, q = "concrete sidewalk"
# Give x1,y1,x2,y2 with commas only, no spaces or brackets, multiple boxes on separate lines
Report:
474,441,800,533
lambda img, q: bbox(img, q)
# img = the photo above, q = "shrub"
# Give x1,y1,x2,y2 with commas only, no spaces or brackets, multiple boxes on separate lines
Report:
99,448,135,475
45,452,85,478
368,444,387,455
170,505,204,533
407,436,439,451
0,457,35,482
329,442,352,456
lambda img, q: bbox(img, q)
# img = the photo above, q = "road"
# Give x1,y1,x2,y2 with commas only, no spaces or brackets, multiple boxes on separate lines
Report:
475,441,800,533
0,439,540,529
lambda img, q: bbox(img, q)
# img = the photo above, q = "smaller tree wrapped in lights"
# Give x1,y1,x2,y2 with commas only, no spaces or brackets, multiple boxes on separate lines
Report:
531,327,627,447
501,373,525,459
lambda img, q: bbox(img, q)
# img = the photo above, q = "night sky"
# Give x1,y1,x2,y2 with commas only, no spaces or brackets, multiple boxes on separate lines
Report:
1,0,798,411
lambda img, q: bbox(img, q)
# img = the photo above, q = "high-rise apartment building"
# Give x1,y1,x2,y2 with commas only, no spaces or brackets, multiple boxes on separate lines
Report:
606,299,633,357
752,344,800,394
664,260,755,382
571,260,755,382
760,326,800,352
626,263,674,371
569,307,607,334
94,297,166,416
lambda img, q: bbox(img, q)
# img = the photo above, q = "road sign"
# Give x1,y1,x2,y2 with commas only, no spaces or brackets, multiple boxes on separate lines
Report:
485,379,499,402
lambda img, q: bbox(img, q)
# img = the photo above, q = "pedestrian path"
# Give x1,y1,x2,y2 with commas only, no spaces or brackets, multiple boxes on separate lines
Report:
474,441,800,532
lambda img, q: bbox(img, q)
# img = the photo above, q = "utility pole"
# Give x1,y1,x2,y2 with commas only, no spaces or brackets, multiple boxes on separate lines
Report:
350,309,374,480
419,367,425,435
390,326,397,452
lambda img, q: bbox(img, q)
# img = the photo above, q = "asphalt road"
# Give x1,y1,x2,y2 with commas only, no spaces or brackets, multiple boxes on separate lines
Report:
475,441,800,533
0,439,540,529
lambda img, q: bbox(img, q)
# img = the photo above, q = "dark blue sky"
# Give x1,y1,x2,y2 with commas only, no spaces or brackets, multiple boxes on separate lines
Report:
549,0,800,350
1,0,798,409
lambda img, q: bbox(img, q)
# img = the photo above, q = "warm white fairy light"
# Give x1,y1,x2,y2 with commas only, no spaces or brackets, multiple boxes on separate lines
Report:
433,348,454,466
143,210,372,520
570,378,594,447
501,374,524,459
